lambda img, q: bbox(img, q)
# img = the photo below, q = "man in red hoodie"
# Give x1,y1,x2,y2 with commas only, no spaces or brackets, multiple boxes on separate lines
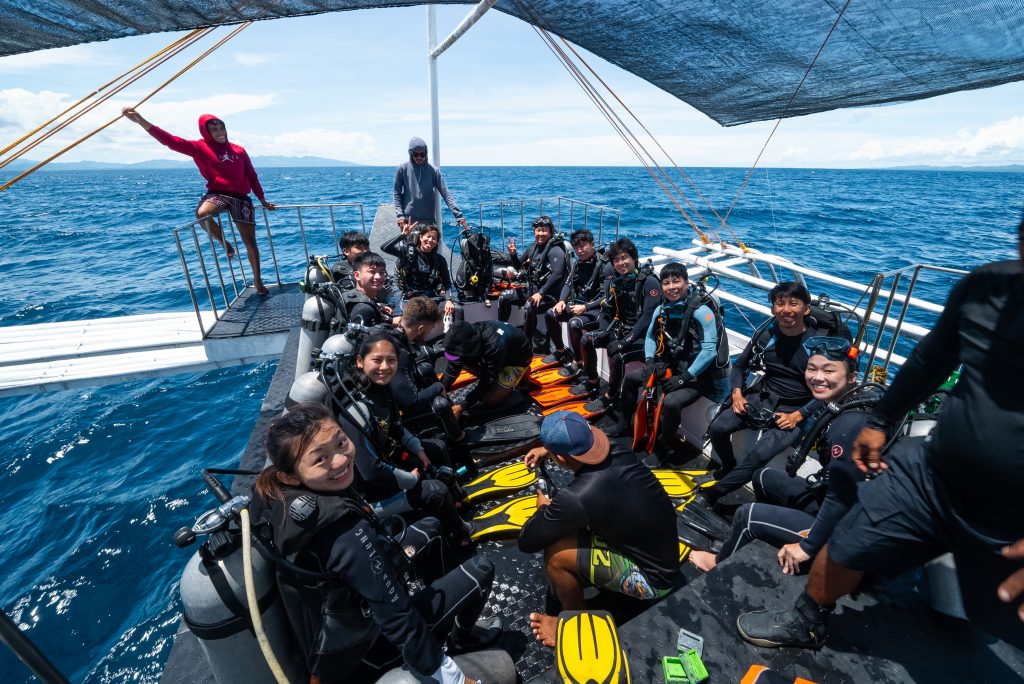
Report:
122,108,276,294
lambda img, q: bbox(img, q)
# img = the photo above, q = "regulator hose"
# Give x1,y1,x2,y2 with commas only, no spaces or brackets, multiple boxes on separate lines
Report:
240,507,289,684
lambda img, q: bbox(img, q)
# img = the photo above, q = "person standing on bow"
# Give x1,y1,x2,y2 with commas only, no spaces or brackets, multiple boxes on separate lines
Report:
122,108,276,295
393,137,469,232
498,215,568,351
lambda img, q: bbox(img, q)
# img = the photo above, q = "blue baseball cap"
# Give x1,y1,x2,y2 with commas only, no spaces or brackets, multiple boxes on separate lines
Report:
540,411,609,465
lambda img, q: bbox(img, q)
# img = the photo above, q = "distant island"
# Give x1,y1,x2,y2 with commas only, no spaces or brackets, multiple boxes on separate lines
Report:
2,156,363,171
877,164,1024,173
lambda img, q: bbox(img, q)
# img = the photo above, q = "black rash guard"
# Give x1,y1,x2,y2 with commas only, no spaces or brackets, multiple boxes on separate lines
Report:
518,448,681,590
730,326,818,405
381,234,453,300
312,516,444,677
511,240,567,298
440,321,531,406
868,259,1024,530
801,410,868,555
559,257,614,309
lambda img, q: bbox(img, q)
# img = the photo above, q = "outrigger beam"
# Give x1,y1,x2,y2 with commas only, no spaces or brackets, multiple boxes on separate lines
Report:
427,0,498,230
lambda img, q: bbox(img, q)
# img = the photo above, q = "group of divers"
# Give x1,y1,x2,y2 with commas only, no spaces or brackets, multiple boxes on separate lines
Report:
243,205,1024,683
125,117,1023,682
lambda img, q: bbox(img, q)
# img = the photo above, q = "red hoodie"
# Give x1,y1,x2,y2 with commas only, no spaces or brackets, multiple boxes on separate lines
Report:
147,114,265,200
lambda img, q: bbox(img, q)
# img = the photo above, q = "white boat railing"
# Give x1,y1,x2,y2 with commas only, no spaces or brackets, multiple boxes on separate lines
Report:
648,239,967,377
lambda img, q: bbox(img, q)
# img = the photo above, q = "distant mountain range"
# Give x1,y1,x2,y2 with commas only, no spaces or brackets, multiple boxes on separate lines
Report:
2,156,362,171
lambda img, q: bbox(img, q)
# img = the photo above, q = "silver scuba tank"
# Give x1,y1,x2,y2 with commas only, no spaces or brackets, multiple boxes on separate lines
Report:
286,371,329,410
303,257,331,301
179,535,302,684
295,295,336,381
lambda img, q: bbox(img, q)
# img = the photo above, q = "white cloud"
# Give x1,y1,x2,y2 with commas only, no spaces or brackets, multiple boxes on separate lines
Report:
0,45,107,73
849,116,1024,163
233,52,273,67
242,128,382,164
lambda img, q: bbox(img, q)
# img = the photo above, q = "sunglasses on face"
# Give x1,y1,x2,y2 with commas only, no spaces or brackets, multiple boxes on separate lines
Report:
532,219,553,229
411,151,427,158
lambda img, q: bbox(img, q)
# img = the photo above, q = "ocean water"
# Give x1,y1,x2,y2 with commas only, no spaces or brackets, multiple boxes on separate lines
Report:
0,166,1019,682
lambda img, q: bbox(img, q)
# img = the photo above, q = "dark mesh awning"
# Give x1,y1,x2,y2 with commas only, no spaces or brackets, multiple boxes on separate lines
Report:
1,1,1022,126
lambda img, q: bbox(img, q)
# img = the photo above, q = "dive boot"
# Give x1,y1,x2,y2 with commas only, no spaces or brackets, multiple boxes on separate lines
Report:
558,361,582,378
448,615,504,654
736,591,831,649
583,395,613,414
604,414,630,438
569,381,600,398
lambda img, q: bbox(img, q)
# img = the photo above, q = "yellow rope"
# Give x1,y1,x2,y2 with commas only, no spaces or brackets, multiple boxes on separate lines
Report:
557,37,750,251
532,26,712,244
0,23,251,193
0,29,205,158
0,27,214,171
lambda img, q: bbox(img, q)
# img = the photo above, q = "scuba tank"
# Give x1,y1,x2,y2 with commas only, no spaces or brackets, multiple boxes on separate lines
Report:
289,325,368,412
295,289,336,381
286,371,329,410
301,255,332,300
175,477,302,684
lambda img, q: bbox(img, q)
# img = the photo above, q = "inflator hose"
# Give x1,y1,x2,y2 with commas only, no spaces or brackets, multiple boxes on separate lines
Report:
240,507,290,684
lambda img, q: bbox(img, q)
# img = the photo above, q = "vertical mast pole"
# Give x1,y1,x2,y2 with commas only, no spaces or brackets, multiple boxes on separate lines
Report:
427,5,442,231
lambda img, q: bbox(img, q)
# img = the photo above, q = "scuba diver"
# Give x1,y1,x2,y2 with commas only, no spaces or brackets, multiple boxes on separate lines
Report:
689,336,876,573
699,282,848,504
497,215,567,350
738,222,1024,651
609,262,730,458
575,237,662,413
393,137,469,230
440,320,532,418
334,330,469,542
340,252,394,326
251,402,501,684
382,223,458,318
543,228,614,374
331,230,371,292
518,411,680,647
390,297,465,444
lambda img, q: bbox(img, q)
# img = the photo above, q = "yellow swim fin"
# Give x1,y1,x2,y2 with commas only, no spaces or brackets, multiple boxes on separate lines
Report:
556,610,631,683
461,462,538,504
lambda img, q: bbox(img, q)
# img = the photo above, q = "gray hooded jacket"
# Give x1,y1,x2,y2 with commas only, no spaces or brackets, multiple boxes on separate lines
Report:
392,137,463,224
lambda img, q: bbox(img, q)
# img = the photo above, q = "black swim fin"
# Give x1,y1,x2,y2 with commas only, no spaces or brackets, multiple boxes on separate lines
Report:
463,412,542,445
675,514,718,553
677,500,732,541
461,462,538,504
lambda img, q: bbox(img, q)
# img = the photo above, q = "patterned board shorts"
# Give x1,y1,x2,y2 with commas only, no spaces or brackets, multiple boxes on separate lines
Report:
576,531,671,601
495,365,527,389
198,192,255,224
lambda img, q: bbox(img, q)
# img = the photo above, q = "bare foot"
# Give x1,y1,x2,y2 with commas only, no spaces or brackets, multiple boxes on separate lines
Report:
529,612,558,648
688,549,718,573
255,282,269,296
224,242,236,260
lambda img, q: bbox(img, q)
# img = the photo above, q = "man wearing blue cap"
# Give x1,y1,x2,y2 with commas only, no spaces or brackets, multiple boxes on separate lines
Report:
518,411,680,647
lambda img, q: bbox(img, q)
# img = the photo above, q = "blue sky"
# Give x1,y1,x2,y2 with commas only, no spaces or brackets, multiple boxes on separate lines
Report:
0,5,1021,167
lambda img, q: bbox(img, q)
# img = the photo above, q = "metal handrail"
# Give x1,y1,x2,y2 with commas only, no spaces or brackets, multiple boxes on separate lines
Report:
475,195,622,245
172,203,368,338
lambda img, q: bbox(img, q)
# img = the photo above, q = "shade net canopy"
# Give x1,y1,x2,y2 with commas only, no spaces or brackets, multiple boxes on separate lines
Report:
0,1,1022,126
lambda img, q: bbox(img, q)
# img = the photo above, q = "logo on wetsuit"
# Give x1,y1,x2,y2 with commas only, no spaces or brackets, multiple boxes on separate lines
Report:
831,444,844,459
288,495,318,522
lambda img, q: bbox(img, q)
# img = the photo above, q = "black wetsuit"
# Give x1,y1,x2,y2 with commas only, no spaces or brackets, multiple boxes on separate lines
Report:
498,239,567,341
388,329,462,441
381,234,453,301
518,447,680,591
545,256,614,357
338,382,462,536
330,258,357,291
440,320,531,408
715,410,868,564
342,289,388,327
825,259,1024,647
708,325,824,496
581,269,662,399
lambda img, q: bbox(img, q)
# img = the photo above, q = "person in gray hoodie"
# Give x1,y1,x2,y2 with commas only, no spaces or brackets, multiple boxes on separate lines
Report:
393,137,469,230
